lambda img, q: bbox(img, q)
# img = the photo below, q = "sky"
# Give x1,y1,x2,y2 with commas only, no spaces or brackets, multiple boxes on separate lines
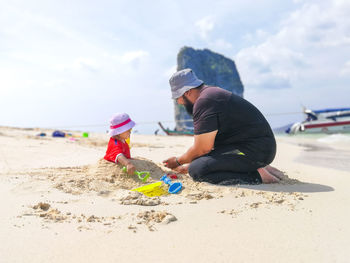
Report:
0,0,349,134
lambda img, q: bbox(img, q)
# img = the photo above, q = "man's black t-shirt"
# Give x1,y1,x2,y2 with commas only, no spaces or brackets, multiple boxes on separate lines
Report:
193,86,276,164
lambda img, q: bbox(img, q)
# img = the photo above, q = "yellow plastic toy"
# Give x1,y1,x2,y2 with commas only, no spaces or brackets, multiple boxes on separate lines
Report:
131,182,168,197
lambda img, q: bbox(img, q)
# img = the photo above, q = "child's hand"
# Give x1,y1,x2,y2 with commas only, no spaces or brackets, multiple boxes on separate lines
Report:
126,163,136,175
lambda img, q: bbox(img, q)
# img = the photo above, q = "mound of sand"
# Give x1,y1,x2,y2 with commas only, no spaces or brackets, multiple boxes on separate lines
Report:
51,158,167,195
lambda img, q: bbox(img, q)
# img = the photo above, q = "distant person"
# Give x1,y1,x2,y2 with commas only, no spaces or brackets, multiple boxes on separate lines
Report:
104,113,136,175
163,68,284,184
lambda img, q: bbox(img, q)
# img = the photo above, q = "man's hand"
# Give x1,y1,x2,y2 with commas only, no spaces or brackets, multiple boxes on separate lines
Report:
175,164,188,174
163,157,179,169
163,130,217,170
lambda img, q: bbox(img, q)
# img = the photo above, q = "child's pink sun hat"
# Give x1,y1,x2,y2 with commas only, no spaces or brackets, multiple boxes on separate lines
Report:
108,113,136,137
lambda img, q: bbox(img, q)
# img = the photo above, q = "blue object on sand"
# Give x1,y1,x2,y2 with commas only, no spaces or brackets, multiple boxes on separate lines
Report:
52,130,66,137
160,175,182,194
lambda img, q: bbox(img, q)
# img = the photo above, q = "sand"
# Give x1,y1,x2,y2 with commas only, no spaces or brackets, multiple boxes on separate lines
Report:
0,126,349,262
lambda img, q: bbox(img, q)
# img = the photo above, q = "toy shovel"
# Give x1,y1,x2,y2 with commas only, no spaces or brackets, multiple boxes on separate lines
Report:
122,166,150,182
160,175,182,194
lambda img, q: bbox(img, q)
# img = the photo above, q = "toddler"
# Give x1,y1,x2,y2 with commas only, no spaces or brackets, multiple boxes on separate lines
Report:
104,113,136,175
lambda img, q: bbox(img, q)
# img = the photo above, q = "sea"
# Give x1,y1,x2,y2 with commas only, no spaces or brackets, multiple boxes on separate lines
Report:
276,133,350,172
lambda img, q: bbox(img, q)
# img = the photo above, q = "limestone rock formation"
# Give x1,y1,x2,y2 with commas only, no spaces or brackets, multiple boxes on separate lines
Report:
174,47,244,131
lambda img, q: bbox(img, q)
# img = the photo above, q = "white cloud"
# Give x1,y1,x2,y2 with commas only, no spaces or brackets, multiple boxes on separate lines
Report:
340,61,350,76
235,0,350,91
120,50,149,64
55,57,100,72
195,16,215,39
334,0,350,8
164,65,177,79
233,0,350,127
211,38,232,50
242,29,270,44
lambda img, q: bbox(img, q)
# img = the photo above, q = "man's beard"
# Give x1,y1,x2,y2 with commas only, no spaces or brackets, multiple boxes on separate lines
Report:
182,95,194,116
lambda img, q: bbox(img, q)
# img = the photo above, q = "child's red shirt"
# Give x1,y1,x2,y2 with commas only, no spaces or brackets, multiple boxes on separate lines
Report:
104,138,131,163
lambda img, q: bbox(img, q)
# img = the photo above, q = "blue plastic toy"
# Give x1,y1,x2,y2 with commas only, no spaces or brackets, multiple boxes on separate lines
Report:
160,175,182,194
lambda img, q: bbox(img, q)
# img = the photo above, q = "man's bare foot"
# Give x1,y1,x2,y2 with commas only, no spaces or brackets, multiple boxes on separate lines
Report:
264,165,287,180
258,168,280,183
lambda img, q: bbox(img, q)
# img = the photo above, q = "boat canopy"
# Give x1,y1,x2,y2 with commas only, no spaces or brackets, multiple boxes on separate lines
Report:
313,108,350,114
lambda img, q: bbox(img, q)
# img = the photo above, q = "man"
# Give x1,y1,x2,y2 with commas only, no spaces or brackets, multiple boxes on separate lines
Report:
163,68,284,184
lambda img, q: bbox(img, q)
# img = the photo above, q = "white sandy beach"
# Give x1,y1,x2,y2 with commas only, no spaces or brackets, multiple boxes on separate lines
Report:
0,126,349,263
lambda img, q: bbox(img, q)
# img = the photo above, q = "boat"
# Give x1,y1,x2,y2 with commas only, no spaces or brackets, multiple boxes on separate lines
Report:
286,107,350,134
158,122,194,136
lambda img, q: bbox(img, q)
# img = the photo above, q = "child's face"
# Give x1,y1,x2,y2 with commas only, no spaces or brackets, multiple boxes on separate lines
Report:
113,129,131,140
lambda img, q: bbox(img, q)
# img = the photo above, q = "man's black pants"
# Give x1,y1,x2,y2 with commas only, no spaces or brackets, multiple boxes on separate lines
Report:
188,145,267,185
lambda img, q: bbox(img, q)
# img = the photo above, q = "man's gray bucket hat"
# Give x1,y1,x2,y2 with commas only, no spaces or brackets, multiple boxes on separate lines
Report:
169,68,204,99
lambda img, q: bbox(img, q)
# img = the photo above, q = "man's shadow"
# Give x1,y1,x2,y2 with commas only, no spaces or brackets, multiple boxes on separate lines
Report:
238,181,334,193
